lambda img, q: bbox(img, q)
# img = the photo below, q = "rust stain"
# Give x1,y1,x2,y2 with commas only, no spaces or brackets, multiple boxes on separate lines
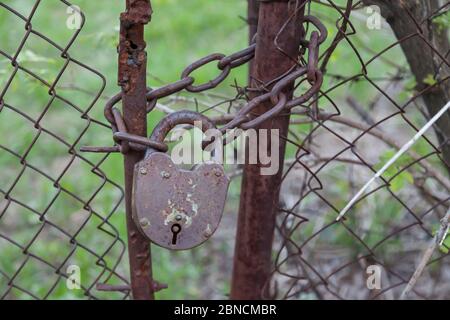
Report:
118,0,152,94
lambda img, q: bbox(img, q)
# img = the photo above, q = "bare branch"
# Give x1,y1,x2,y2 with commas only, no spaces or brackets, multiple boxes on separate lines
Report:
400,207,450,300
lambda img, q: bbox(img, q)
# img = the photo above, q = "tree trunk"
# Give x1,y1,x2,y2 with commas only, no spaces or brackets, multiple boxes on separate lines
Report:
362,0,450,171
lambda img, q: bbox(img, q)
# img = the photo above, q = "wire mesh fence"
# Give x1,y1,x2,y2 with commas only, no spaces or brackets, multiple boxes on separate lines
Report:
0,0,449,300
0,0,129,299
265,0,450,300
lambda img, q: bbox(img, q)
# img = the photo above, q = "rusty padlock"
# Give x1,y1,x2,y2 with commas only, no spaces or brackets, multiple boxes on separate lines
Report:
132,111,230,250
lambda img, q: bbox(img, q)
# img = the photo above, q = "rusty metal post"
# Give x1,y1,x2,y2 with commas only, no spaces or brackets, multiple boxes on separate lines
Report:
119,0,154,300
248,0,259,42
231,0,305,299
247,0,260,79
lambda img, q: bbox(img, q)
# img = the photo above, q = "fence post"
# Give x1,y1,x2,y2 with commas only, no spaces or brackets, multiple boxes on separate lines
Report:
247,0,259,79
119,0,154,300
231,0,305,299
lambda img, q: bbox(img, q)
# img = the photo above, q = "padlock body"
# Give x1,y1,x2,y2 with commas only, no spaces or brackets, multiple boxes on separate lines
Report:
133,152,229,250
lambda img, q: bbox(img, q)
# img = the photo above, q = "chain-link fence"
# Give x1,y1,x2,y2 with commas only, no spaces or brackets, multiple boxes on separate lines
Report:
149,0,449,300
0,0,129,299
0,0,449,300
266,0,450,299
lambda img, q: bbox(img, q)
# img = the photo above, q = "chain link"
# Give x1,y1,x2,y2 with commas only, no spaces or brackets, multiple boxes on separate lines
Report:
94,15,326,154
181,53,232,92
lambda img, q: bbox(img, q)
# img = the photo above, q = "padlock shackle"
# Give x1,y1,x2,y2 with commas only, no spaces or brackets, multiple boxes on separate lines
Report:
146,110,217,157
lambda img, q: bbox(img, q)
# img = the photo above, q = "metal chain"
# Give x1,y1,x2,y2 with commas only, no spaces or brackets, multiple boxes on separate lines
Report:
84,16,326,154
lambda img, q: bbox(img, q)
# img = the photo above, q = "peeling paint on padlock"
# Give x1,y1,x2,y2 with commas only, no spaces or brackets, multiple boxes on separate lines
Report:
132,153,229,250
131,110,229,250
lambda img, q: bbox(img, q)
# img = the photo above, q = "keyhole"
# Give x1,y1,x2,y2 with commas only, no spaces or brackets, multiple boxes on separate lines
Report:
171,224,181,245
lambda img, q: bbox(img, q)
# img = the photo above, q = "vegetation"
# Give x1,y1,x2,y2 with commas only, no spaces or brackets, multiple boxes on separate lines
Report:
0,0,448,299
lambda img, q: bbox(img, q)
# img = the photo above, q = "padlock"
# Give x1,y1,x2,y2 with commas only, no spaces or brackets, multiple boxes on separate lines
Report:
132,111,230,250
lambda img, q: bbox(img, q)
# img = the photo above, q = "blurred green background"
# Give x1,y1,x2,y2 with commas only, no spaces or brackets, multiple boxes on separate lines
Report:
0,0,448,300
